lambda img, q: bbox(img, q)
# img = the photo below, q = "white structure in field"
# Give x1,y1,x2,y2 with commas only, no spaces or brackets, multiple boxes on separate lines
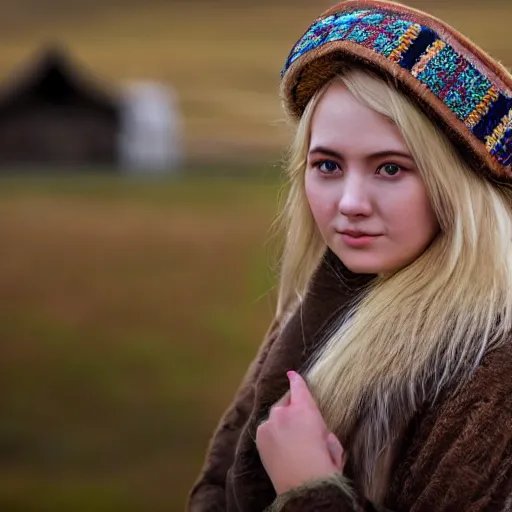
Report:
118,81,182,173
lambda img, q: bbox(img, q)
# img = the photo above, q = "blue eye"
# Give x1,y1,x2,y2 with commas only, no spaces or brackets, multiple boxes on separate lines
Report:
317,160,339,173
378,163,403,176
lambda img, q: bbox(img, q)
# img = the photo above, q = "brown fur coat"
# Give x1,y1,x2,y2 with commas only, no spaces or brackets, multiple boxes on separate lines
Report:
188,251,512,511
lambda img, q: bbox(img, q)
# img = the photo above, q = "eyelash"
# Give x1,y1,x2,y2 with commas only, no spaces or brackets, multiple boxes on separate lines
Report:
314,160,340,174
313,160,406,177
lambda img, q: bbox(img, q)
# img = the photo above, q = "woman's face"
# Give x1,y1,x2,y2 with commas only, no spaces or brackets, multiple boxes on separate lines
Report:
305,81,439,275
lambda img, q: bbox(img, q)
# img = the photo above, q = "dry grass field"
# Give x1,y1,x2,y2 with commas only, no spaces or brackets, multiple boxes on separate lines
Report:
0,1,512,510
0,175,281,511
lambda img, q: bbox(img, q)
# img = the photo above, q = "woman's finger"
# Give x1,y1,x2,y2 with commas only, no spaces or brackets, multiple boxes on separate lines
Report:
287,371,316,407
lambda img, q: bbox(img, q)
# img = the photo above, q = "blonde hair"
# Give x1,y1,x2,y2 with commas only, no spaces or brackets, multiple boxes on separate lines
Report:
275,68,512,497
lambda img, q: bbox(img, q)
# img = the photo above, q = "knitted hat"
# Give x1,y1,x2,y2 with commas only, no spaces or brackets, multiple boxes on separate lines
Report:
280,0,512,181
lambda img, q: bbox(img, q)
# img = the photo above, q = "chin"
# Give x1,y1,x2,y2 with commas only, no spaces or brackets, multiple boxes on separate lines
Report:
342,255,413,275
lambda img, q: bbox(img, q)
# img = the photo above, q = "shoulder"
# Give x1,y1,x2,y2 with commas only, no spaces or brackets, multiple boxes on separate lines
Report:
404,340,512,458
389,340,512,510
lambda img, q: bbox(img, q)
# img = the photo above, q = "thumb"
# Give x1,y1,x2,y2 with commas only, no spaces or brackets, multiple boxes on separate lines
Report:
326,432,345,472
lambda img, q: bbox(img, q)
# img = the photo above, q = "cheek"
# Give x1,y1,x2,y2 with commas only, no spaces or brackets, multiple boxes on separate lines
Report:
305,176,333,230
386,182,438,242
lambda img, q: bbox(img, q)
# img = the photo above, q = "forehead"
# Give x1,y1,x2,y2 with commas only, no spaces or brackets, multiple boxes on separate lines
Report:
309,82,408,153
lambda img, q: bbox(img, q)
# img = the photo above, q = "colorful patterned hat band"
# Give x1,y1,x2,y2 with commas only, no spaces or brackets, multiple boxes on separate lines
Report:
280,0,512,181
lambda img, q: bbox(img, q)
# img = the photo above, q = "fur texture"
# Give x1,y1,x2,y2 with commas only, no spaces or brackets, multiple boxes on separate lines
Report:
188,250,512,511
265,474,359,512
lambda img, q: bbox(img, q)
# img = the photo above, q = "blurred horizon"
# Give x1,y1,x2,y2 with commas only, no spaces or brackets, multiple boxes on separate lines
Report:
0,0,509,167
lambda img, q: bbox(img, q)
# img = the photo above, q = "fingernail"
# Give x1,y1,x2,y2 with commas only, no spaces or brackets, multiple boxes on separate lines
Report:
287,370,297,380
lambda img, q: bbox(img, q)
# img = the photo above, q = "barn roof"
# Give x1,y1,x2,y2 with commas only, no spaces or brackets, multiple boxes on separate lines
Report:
0,44,119,115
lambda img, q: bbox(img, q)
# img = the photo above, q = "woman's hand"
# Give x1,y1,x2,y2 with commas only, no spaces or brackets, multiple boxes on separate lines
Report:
255,371,346,495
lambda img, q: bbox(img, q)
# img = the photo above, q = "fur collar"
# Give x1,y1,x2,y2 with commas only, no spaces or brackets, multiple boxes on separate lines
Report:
226,250,374,510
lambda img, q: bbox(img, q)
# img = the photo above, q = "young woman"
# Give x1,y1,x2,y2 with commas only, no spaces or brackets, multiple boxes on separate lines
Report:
188,1,512,510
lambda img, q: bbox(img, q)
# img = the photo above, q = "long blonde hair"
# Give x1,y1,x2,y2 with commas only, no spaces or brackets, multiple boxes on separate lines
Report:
275,68,512,496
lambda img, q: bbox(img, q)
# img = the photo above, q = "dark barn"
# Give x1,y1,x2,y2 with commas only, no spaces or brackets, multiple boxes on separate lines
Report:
0,46,120,169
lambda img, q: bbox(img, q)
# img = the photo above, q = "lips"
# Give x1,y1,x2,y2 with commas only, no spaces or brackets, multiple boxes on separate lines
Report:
338,230,381,248
340,230,378,238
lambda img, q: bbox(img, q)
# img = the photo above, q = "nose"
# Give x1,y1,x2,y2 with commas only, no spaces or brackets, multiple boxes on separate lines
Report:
337,173,372,217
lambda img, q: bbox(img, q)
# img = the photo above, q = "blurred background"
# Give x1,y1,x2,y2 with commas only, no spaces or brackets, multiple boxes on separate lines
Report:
0,1,510,510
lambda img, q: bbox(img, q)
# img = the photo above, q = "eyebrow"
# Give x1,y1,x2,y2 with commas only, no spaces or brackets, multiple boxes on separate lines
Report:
308,146,414,161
